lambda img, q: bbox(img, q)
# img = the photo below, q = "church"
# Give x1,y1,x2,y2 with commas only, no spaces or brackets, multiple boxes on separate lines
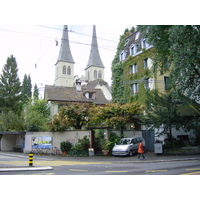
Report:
44,25,112,116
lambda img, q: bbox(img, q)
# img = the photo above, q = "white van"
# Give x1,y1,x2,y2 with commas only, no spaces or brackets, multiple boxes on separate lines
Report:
112,137,145,156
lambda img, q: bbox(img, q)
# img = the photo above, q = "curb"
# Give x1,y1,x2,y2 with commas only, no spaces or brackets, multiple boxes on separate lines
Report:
0,166,53,172
118,157,200,164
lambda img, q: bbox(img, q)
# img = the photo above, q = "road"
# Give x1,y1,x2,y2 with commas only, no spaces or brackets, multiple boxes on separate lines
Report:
0,153,200,175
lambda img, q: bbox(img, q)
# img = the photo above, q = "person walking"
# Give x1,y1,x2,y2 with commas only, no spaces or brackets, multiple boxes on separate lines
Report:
138,141,146,160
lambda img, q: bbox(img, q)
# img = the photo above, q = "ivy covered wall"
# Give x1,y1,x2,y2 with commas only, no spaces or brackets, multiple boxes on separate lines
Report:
123,48,154,105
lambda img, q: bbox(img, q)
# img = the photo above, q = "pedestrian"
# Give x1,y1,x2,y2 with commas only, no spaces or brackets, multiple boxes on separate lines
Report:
138,141,146,160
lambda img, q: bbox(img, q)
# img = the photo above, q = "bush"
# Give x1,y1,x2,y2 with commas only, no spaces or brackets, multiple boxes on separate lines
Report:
60,141,72,152
67,136,90,157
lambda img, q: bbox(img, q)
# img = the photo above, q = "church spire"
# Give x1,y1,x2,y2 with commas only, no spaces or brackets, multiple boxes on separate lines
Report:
85,25,104,69
56,25,74,64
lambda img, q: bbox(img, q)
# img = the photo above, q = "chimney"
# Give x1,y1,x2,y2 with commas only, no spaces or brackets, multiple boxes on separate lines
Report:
75,79,82,92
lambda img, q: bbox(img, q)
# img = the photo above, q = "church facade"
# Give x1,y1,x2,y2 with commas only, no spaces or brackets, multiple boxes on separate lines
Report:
44,25,112,116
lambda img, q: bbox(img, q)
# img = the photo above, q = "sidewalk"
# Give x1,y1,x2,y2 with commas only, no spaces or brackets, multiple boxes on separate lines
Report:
0,151,200,172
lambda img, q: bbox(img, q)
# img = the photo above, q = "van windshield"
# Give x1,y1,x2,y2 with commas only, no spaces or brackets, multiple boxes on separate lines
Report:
118,139,131,145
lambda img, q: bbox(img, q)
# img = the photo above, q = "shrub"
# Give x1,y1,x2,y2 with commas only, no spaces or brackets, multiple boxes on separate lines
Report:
67,136,90,157
60,141,72,152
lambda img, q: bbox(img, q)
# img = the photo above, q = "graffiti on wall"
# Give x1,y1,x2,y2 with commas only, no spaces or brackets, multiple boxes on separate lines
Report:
32,136,52,149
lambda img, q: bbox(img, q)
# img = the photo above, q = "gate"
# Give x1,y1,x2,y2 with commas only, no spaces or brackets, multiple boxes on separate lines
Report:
142,130,154,151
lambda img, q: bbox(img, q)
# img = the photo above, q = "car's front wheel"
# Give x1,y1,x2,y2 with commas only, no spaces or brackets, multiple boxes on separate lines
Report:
129,150,133,157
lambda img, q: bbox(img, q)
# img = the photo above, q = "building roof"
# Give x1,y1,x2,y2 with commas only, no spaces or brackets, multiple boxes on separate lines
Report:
56,25,75,64
86,79,108,88
44,85,111,105
85,25,104,69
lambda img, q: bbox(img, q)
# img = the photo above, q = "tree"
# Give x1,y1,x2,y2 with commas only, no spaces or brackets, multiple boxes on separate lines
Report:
90,102,144,137
23,98,50,131
21,74,32,103
138,25,200,102
0,55,22,113
48,103,91,131
33,83,39,99
140,90,187,144
0,110,25,131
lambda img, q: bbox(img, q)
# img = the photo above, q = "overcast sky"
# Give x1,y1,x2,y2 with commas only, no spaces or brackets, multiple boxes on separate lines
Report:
0,25,133,96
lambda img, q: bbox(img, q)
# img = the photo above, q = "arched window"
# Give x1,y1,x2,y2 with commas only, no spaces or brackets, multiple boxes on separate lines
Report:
94,70,97,79
98,70,102,79
67,66,71,75
63,66,66,74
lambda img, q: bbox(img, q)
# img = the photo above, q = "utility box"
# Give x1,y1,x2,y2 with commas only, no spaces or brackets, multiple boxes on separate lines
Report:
88,148,94,156
154,143,163,155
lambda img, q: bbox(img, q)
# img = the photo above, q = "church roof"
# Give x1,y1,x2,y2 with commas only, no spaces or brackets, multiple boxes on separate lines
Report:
85,25,104,69
56,25,75,64
44,85,111,105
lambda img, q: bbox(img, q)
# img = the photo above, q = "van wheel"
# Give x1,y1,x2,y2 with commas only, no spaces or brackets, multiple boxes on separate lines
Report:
129,150,133,157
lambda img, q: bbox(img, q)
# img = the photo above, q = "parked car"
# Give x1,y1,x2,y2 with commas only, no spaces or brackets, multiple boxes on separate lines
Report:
112,137,145,156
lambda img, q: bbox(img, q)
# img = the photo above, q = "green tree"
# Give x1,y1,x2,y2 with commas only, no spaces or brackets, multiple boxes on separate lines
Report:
23,98,50,131
140,90,187,144
33,83,39,99
48,103,91,131
138,25,200,102
0,111,25,131
90,102,144,137
0,55,22,113
21,74,32,103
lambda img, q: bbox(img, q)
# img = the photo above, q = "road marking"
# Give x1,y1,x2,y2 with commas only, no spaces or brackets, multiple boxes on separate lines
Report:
106,171,128,173
0,160,112,167
180,171,200,175
69,169,88,172
186,168,200,171
146,170,168,173
30,173,55,175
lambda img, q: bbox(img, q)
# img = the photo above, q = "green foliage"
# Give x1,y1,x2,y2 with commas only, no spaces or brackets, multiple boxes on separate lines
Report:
89,103,144,137
21,74,32,103
33,83,39,99
111,29,128,104
67,136,90,157
140,90,187,142
23,98,50,131
48,103,92,131
60,141,72,152
138,25,200,102
123,48,154,104
0,111,25,131
0,55,22,113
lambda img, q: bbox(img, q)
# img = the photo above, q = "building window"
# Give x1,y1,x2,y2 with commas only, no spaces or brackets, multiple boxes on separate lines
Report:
135,32,140,40
131,83,139,94
164,76,169,91
130,44,138,56
94,70,97,79
130,45,134,56
130,63,137,74
144,58,149,69
67,66,71,75
124,39,129,47
119,50,126,61
141,39,148,49
98,70,102,79
84,92,96,99
63,66,66,74
144,78,150,89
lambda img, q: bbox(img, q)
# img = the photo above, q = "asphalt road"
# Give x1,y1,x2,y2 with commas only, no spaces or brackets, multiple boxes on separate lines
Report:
0,152,200,175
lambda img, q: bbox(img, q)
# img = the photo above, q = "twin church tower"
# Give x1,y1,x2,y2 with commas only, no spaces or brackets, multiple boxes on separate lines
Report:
54,25,105,87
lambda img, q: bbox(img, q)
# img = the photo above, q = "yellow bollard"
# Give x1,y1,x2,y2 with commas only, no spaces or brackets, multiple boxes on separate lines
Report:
29,151,33,167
